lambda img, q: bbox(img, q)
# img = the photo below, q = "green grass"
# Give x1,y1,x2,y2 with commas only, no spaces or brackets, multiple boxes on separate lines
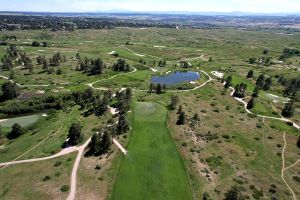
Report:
112,102,193,200
0,114,42,128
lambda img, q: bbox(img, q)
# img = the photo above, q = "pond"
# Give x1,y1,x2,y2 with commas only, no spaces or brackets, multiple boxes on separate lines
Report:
151,71,200,85
0,114,44,128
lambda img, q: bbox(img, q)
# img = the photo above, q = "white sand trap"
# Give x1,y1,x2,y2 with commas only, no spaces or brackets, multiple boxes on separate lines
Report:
150,68,158,72
211,71,224,78
42,113,48,117
37,50,45,52
0,119,8,123
154,45,166,48
189,81,196,84
166,71,172,74
109,51,117,55
134,53,145,57
266,93,290,103
22,42,29,44
78,43,83,45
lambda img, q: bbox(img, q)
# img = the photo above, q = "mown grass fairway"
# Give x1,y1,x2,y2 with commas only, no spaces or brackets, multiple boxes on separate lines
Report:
112,102,193,200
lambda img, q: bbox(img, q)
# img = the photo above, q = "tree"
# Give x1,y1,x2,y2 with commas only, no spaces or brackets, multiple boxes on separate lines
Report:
247,98,255,109
32,41,40,47
177,105,183,114
263,77,272,91
88,130,112,156
67,122,83,146
233,83,247,98
177,112,186,125
256,74,265,89
249,57,257,64
193,113,200,121
297,136,300,149
252,87,259,98
7,123,23,140
1,81,19,101
203,192,210,200
224,76,232,89
282,101,294,118
149,83,155,93
224,185,242,200
42,42,49,47
42,59,49,71
246,69,254,79
263,49,269,55
9,70,15,79
117,115,129,135
156,83,162,94
169,95,179,110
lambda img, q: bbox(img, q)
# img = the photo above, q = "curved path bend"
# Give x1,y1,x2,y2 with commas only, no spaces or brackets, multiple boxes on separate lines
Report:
228,86,300,130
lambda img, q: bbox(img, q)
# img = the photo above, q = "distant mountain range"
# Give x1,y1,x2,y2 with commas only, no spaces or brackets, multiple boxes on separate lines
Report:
0,11,299,17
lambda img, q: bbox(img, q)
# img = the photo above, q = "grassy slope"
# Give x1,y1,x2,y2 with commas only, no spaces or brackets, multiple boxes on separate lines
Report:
0,153,76,200
112,102,193,200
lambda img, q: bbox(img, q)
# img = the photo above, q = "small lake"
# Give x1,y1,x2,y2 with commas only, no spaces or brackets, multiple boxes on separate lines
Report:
151,71,200,85
0,114,44,128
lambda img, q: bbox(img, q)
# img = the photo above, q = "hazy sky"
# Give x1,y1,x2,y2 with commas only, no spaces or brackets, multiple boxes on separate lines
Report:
0,0,300,13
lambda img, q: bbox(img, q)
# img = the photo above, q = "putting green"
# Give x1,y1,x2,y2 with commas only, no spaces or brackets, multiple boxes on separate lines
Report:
112,102,193,200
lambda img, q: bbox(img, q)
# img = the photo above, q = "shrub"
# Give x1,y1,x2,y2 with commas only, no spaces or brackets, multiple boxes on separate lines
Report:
181,142,187,147
54,161,62,167
42,176,51,182
60,185,69,192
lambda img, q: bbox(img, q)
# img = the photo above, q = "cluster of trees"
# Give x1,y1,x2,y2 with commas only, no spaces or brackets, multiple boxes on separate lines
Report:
149,83,166,94
36,53,67,74
32,41,48,47
0,81,19,101
249,56,272,66
180,61,192,68
233,83,247,98
114,88,132,114
87,129,112,156
112,59,130,72
76,57,105,75
1,35,17,41
256,74,272,91
169,95,179,110
0,15,175,31
176,105,186,125
0,45,19,70
279,47,300,61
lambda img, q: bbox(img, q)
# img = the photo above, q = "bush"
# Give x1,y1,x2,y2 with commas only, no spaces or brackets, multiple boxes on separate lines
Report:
54,161,62,167
181,142,187,147
60,185,69,192
42,176,51,182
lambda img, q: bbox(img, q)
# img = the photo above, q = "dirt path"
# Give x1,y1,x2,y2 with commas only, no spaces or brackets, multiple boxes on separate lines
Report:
281,132,297,200
112,138,127,155
229,86,300,130
66,138,91,200
87,66,137,90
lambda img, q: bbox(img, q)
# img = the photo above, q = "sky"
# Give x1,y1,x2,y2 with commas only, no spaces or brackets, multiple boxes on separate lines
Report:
0,0,300,13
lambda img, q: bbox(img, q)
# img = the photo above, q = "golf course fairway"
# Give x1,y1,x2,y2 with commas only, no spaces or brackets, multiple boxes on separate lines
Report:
112,102,193,200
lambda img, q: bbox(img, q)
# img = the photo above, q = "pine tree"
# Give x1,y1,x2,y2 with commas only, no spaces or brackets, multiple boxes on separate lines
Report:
282,101,294,118
7,123,23,140
252,87,259,97
169,95,179,110
247,98,255,109
297,136,300,149
247,69,254,78
156,83,162,94
117,115,129,135
177,105,183,114
256,74,265,89
177,112,186,125
224,76,232,89
67,122,83,146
